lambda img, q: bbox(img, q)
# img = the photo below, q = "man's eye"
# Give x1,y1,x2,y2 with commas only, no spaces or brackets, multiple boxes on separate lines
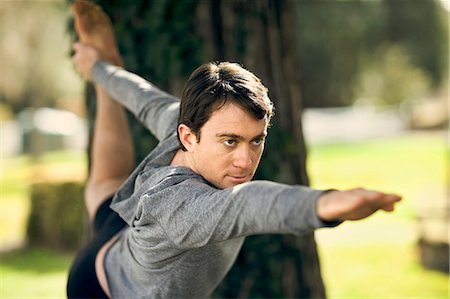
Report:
252,138,264,146
224,139,236,146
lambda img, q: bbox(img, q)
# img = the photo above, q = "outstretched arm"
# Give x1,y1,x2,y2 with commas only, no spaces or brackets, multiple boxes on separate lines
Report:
125,179,401,249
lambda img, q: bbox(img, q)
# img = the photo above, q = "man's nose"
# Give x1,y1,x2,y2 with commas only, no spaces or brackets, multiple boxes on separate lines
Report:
233,146,252,169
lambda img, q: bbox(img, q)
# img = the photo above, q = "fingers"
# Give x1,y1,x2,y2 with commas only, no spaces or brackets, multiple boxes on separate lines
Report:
381,202,395,212
72,42,99,80
72,42,90,59
380,194,401,213
72,42,97,55
72,41,81,51
352,188,401,205
371,192,402,209
356,189,402,216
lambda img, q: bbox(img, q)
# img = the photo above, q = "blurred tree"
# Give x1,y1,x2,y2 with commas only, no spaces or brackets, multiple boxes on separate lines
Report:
355,45,431,107
71,0,325,297
294,0,384,107
291,0,447,107
0,0,82,113
353,0,448,109
382,0,448,88
1,0,83,160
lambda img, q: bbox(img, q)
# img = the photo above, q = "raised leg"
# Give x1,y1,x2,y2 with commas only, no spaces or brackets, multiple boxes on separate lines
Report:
85,86,135,220
72,0,134,219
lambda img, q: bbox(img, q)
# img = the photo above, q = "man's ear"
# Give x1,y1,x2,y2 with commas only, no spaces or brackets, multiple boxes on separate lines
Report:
178,124,197,152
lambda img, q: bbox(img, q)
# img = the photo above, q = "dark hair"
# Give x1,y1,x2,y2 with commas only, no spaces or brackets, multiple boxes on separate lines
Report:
178,62,274,150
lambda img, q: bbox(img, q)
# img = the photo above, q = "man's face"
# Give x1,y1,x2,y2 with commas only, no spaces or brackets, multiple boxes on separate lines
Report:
187,101,268,189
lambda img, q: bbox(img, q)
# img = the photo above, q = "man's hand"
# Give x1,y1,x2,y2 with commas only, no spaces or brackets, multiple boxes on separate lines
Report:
72,42,100,80
317,188,401,222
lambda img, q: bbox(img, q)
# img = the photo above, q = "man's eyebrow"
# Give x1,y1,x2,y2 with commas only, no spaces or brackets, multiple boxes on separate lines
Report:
215,133,243,140
215,132,267,140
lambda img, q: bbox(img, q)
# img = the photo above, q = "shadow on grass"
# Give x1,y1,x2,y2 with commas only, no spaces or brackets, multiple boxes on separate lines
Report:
0,246,75,274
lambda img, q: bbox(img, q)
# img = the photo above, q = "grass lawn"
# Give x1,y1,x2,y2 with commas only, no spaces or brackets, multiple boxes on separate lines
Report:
318,243,449,298
0,248,73,298
0,132,448,298
310,132,449,298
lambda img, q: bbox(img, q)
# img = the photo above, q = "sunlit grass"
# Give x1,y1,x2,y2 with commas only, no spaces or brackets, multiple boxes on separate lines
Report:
0,196,30,249
0,248,73,298
319,243,449,298
309,132,449,298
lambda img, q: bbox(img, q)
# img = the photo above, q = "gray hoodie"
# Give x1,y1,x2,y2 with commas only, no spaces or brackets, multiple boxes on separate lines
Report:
91,61,339,298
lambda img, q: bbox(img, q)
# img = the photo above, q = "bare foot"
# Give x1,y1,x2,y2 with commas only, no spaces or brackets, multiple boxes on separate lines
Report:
72,0,123,66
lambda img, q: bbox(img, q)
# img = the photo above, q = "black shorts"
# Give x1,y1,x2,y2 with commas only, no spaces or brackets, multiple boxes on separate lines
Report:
67,197,127,298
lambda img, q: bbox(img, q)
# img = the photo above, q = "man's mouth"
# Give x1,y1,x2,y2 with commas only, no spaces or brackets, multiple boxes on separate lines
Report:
227,174,250,184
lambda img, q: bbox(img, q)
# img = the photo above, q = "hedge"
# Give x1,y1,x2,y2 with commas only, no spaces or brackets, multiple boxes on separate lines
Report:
27,182,88,251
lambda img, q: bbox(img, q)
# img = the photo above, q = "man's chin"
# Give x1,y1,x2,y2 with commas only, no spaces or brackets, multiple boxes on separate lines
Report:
208,176,252,189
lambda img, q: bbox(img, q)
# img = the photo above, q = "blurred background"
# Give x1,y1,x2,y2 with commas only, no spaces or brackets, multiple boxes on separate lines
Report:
1,0,448,298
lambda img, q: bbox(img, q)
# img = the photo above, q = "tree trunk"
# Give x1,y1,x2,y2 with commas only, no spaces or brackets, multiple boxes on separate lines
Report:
196,1,325,297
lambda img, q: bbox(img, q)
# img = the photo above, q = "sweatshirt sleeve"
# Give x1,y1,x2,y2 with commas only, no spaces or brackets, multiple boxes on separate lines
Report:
138,180,341,249
91,60,180,141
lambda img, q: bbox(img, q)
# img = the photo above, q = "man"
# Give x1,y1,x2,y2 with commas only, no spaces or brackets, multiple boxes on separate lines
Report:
67,1,401,298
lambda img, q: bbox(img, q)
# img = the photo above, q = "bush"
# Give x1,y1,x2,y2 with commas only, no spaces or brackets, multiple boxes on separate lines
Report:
418,239,449,273
27,182,87,250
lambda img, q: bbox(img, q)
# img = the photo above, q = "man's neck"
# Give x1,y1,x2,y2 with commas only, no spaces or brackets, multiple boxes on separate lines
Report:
170,149,188,167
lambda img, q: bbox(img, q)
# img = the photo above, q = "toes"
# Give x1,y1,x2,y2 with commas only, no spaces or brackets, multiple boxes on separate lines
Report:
72,0,95,37
72,0,108,36
72,0,100,16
